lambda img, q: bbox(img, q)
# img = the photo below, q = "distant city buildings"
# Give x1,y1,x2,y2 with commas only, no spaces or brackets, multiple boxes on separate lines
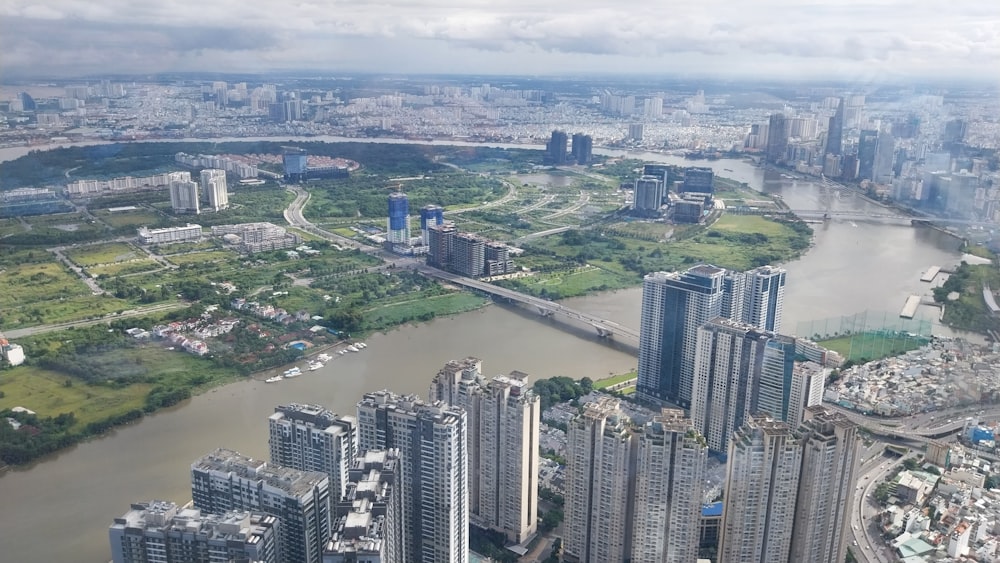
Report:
68,171,192,198
176,152,259,179
571,133,593,165
426,223,514,278
191,448,332,563
199,168,229,211
169,175,200,214
546,130,568,165
766,113,789,164
211,222,301,253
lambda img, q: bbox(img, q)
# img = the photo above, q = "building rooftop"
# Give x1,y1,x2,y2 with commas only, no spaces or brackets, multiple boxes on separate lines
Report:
192,447,328,497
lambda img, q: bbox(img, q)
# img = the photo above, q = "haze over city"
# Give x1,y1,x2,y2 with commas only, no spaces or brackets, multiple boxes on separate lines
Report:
2,1,999,80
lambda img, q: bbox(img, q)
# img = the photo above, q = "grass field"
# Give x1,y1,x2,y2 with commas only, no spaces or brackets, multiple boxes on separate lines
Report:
0,217,27,237
0,368,151,429
88,259,163,277
363,292,488,330
165,250,238,267
0,261,91,309
96,210,164,228
64,242,140,266
594,371,637,389
152,240,219,255
818,332,930,363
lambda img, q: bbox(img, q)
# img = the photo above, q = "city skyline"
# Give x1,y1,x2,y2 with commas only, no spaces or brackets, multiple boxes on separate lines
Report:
1,2,998,81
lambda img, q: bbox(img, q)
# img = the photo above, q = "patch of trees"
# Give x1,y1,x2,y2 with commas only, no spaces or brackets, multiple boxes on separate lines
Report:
532,376,592,411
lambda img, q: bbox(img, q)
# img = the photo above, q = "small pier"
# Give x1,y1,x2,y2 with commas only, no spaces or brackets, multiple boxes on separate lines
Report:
900,295,921,319
920,266,941,282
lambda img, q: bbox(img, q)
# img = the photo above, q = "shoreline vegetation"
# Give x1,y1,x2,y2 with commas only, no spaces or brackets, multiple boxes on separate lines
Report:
0,139,939,468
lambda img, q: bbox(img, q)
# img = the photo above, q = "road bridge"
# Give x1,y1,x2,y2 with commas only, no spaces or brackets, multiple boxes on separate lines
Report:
418,266,640,345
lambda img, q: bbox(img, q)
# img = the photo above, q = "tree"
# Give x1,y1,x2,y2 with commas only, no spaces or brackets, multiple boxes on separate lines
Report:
579,377,593,393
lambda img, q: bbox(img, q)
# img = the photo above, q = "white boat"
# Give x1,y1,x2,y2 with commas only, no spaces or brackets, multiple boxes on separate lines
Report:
308,361,322,371
265,376,283,383
346,345,359,353
317,353,332,362
283,367,302,377
356,342,367,349
337,350,347,356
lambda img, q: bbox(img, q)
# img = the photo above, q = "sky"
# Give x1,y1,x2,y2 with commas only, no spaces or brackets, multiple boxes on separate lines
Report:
1,1,998,82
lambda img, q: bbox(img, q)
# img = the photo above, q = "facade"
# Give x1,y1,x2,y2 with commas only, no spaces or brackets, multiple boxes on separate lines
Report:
691,318,768,453
546,130,568,164
283,147,309,182
825,98,844,158
564,397,634,563
680,167,714,194
766,113,789,164
356,391,468,563
387,192,410,245
633,175,665,215
738,265,786,332
631,409,708,563
136,224,202,245
789,406,860,563
452,232,485,277
169,177,200,214
637,266,726,407
484,242,514,277
758,352,825,427
427,222,457,269
857,129,879,181
419,204,444,246
873,131,896,184
190,448,331,563
199,169,229,212
269,404,358,501
109,501,278,563
571,133,593,165
719,417,802,563
324,450,401,563
429,359,540,544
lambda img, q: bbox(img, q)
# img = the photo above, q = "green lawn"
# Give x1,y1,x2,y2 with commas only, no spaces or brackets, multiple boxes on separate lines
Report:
0,261,91,309
363,292,488,331
594,371,637,389
88,259,163,277
97,210,164,228
0,218,27,237
64,242,141,266
165,250,238,267
818,332,930,363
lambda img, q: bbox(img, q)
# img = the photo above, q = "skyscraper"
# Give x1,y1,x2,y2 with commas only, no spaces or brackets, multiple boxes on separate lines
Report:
637,266,726,407
199,168,228,211
691,318,769,453
766,113,789,164
571,133,593,165
356,391,468,563
631,409,708,563
564,397,634,563
169,177,200,214
824,98,844,159
873,131,896,184
190,448,331,563
757,346,825,427
633,175,665,215
789,406,860,563
326,449,401,563
430,358,540,544
680,167,715,194
419,204,444,246
427,222,457,269
268,403,357,501
386,192,410,245
857,129,879,181
109,501,279,563
719,417,802,563
728,265,786,332
628,123,644,141
283,147,308,182
546,130,568,165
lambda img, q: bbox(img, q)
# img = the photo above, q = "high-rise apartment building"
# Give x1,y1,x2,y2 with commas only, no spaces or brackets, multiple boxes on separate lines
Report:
757,349,825,427
571,133,593,165
873,131,896,184
564,397,634,563
719,417,802,563
857,129,879,181
191,448,331,563
633,175,665,215
269,403,357,501
427,222,457,270
628,123,645,141
546,130,568,165
356,391,468,563
637,266,726,407
766,113,789,164
109,501,279,563
691,318,769,453
825,98,844,158
419,204,444,246
169,177,200,214
325,449,401,563
387,192,410,245
724,265,787,332
429,358,540,544
199,168,228,211
631,409,708,563
452,232,486,277
790,406,860,563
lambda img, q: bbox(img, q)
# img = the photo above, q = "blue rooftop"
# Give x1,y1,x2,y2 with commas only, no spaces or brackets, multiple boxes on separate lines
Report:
702,502,723,517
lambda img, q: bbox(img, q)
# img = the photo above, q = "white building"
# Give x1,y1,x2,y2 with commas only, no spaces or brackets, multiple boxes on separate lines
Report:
136,224,202,245
429,358,540,544
2,342,25,366
356,391,468,563
170,177,200,214
719,416,802,563
564,397,634,563
200,168,229,211
269,404,357,501
631,409,708,563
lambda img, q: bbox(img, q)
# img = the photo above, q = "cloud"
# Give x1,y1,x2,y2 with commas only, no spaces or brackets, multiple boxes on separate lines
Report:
1,0,997,79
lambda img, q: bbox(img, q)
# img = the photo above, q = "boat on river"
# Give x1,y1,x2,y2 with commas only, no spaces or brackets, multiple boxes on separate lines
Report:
265,375,283,383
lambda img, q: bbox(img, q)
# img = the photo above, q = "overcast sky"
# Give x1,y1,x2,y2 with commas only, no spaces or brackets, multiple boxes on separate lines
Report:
2,1,998,82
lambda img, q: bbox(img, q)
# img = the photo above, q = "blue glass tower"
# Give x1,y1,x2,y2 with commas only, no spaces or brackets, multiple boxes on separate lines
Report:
419,204,444,246
387,192,410,244
282,147,308,182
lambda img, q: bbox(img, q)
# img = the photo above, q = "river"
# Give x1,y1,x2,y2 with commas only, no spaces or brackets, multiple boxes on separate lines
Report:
0,141,976,562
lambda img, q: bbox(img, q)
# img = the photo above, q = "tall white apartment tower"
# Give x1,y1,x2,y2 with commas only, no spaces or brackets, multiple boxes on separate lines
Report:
169,178,200,214
719,416,802,563
356,390,468,563
268,403,357,501
429,358,540,544
564,397,635,563
691,318,769,453
790,406,861,563
723,266,786,332
631,409,708,563
200,168,229,211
